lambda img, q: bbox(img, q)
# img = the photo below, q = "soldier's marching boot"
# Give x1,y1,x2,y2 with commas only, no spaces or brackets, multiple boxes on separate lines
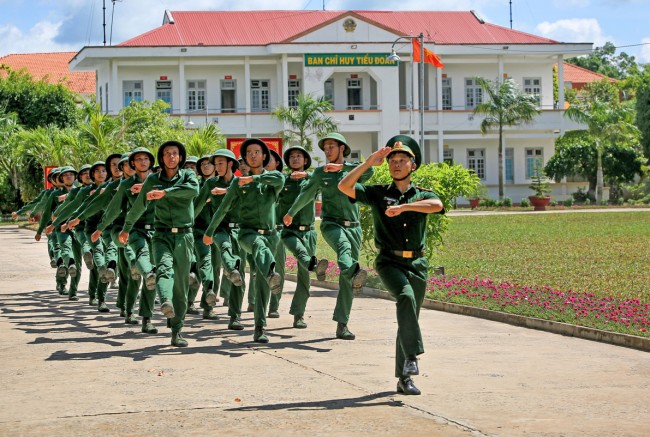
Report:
125,312,139,325
397,377,421,395
141,318,158,334
82,251,94,269
336,322,355,340
228,316,244,330
97,301,110,313
171,329,188,347
202,308,218,320
160,301,175,319
186,303,200,315
145,271,156,291
205,289,218,306
67,260,78,278
253,325,269,343
293,314,307,329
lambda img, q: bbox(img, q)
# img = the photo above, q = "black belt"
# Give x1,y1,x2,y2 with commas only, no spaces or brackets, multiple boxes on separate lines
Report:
286,224,315,231
133,224,153,230
218,222,239,230
322,217,360,228
256,228,276,236
155,227,192,234
275,224,284,230
380,248,425,259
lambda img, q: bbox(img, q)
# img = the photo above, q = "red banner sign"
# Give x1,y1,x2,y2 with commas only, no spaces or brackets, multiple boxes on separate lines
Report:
44,165,57,189
226,137,282,160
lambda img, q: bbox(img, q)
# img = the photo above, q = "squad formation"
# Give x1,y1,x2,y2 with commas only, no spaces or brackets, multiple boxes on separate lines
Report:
12,133,444,396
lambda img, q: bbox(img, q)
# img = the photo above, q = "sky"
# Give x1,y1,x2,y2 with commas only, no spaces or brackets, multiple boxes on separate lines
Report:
0,0,649,63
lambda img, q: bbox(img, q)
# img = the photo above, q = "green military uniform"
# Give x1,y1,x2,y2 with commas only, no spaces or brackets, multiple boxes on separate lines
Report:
33,170,61,269
353,135,444,393
183,155,202,313
205,139,283,343
268,148,285,318
123,141,199,346
287,133,373,338
194,151,245,323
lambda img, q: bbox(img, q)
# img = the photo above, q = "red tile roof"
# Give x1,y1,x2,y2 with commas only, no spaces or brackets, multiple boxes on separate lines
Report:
0,52,95,95
119,10,557,47
562,62,617,85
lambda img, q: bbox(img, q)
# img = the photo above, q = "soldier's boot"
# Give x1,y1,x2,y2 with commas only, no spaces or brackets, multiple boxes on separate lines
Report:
202,308,218,320
83,251,94,269
293,314,307,329
160,301,175,319
228,316,244,331
141,318,158,334
205,289,218,306
97,301,110,313
253,325,269,343
125,312,139,325
186,303,200,315
171,330,188,347
336,322,355,340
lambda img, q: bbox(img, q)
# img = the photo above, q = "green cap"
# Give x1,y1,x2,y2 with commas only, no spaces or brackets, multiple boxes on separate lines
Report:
385,135,421,170
211,149,239,171
57,166,78,182
240,138,271,167
283,145,312,170
129,147,155,171
197,154,214,177
105,153,123,178
157,140,187,169
317,132,350,157
268,149,283,172
89,161,106,182
77,164,92,183
118,153,132,170
47,167,61,182
185,155,199,165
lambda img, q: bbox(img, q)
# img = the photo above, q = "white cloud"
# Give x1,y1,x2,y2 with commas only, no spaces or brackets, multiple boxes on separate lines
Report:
0,20,78,56
535,18,611,45
638,37,650,64
552,0,590,8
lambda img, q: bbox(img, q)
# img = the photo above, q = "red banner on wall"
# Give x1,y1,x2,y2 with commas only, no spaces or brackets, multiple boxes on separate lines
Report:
226,137,282,159
44,165,57,189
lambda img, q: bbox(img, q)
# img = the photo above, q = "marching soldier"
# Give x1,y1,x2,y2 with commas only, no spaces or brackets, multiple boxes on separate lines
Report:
266,148,284,319
284,133,372,340
338,135,444,396
183,155,202,313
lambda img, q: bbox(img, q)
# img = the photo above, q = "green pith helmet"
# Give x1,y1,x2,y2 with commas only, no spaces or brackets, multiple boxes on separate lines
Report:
105,153,123,178
211,149,240,171
196,154,214,177
118,153,132,171
89,161,107,182
283,145,312,170
268,148,283,172
240,138,271,167
385,135,422,170
57,166,78,183
129,147,155,171
77,164,92,183
157,140,187,169
47,167,61,182
185,155,199,165
317,132,351,157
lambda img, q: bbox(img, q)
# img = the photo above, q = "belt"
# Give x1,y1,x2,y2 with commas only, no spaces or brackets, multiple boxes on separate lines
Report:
322,217,360,228
256,228,276,236
275,224,284,230
380,248,425,259
134,224,153,230
287,224,315,231
155,227,192,234
227,223,239,229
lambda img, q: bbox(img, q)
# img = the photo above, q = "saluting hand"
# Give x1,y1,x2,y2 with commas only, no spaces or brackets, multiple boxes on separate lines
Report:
131,183,143,195
323,163,343,172
211,187,227,195
385,205,404,217
91,230,102,243
368,147,392,166
238,176,253,186
283,214,293,227
290,171,308,179
58,194,67,202
147,190,166,200
118,231,129,245
61,223,68,232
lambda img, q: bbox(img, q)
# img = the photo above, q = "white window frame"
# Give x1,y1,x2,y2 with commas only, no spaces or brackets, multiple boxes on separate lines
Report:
346,78,362,110
156,80,172,113
523,77,542,107
465,78,483,110
288,79,300,108
442,77,452,110
324,79,334,106
467,148,486,180
251,79,270,112
187,80,206,112
505,147,514,184
525,148,544,179
123,80,143,107
220,79,237,113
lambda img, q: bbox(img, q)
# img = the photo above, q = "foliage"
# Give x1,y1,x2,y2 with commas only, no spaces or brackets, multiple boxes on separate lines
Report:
119,100,186,157
519,198,530,207
635,71,650,161
566,42,639,80
0,66,79,129
473,77,541,200
528,165,552,197
500,196,513,207
272,93,338,151
183,123,226,157
358,161,481,267
571,187,592,203
563,198,574,207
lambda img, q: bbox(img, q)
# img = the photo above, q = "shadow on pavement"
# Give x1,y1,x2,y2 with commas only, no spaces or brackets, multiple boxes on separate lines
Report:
225,391,403,411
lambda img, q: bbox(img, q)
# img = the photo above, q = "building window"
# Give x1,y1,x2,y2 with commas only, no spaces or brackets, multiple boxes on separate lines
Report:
288,79,300,108
324,79,334,105
465,78,483,110
220,79,236,113
526,148,544,179
345,149,361,163
187,80,206,112
467,149,486,180
251,79,270,112
347,78,362,109
123,80,143,107
523,78,542,107
505,147,514,184
443,148,454,165
442,77,452,110
156,80,172,113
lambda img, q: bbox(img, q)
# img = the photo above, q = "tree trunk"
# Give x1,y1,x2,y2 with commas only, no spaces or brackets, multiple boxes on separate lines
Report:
498,125,504,200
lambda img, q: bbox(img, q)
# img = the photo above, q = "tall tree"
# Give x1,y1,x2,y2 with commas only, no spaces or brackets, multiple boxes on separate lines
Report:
272,93,338,152
184,124,226,157
473,78,541,200
566,42,639,80
635,68,650,161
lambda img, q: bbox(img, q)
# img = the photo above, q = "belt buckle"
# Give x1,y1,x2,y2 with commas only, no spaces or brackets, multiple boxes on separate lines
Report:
299,226,306,231
171,227,178,233
144,225,151,230
402,250,414,258
343,220,351,227
258,229,264,235
229,223,235,228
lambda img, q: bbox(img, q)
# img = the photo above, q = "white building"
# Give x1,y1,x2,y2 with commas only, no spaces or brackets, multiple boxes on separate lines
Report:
70,10,592,200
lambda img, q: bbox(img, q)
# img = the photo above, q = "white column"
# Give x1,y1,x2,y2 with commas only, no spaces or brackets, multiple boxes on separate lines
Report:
281,54,289,107
178,59,186,115
244,56,251,137
436,68,443,162
110,61,118,114
498,55,504,82
558,55,565,135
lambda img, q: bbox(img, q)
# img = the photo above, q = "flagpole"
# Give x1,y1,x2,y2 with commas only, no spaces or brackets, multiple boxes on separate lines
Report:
418,32,424,153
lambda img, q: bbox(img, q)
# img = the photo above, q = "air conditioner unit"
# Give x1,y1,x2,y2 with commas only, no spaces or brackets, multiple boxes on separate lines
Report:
221,80,236,90
156,81,172,89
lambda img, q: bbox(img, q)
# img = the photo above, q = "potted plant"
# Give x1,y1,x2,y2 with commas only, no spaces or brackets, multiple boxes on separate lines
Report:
467,184,488,209
528,166,552,211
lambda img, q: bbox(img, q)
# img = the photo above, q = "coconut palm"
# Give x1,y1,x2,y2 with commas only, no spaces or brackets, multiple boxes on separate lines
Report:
78,103,126,158
473,78,541,200
272,93,338,151
184,123,226,157
565,99,640,203
0,111,23,190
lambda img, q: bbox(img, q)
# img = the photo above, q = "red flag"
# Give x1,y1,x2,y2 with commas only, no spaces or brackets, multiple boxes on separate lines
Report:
412,39,444,68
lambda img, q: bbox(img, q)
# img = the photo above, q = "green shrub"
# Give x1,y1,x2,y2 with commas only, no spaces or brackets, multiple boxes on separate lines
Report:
572,187,591,203
584,198,591,206
563,197,574,207
501,196,513,207
550,199,558,207
479,198,497,207
519,198,530,207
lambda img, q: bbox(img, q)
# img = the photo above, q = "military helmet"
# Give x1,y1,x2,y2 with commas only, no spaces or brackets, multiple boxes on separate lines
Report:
283,145,312,170
89,161,107,182
128,147,155,171
240,138,271,167
57,165,78,183
268,148,283,172
77,164,92,183
317,132,351,157
385,135,421,170
157,140,187,169
211,149,239,172
105,153,123,178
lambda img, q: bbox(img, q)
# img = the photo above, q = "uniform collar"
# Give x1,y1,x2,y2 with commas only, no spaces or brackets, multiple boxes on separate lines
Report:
388,181,416,196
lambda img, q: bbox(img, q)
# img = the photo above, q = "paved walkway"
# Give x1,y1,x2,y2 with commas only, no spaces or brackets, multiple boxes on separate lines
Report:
0,225,648,436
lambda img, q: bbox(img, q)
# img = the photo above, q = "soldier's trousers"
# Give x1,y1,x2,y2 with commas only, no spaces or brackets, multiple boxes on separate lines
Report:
192,231,213,311
112,227,138,315
282,228,317,317
268,236,286,314
375,253,427,378
85,229,108,303
212,227,241,306
128,228,155,319
56,230,81,295
76,229,98,298
320,220,362,324
238,228,279,327
153,231,193,333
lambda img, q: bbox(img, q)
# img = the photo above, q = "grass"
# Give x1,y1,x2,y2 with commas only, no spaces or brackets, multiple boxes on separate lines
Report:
302,212,650,337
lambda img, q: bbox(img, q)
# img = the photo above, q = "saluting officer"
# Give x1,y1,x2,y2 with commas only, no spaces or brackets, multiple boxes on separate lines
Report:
284,133,373,340
338,135,444,396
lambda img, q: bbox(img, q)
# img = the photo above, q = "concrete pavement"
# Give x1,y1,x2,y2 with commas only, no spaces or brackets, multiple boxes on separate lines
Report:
0,225,648,436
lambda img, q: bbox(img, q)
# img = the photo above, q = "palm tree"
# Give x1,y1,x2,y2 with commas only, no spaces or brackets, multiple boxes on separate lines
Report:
473,78,541,200
272,93,338,151
0,112,23,190
184,124,225,157
565,99,640,203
